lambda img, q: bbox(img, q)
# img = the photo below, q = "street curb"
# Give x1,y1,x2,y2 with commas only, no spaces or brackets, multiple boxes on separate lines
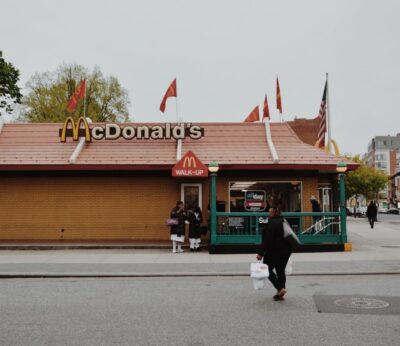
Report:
0,272,399,278
0,245,173,251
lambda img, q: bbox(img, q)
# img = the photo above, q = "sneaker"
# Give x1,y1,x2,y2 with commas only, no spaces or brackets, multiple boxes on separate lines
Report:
178,249,184,253
172,250,177,254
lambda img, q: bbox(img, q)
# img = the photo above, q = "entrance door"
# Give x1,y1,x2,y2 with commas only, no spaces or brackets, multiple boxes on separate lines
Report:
181,184,202,213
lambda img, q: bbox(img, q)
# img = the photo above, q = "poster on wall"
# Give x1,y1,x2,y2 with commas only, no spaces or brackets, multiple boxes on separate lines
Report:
244,190,266,211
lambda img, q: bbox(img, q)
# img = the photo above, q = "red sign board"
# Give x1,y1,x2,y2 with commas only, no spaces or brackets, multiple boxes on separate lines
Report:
172,151,208,177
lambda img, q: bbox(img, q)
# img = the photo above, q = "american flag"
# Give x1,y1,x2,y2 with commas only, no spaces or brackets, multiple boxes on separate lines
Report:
317,81,327,148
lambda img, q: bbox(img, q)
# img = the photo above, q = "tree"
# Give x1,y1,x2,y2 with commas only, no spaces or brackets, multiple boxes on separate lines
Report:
345,155,389,200
0,51,22,116
20,63,130,122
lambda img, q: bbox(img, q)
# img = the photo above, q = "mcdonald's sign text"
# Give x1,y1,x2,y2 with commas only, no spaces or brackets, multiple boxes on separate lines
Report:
59,118,204,142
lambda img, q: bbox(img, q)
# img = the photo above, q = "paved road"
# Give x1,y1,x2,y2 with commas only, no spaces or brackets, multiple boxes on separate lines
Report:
0,276,399,346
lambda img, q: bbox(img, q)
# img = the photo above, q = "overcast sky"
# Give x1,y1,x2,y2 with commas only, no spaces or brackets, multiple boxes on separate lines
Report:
1,0,399,155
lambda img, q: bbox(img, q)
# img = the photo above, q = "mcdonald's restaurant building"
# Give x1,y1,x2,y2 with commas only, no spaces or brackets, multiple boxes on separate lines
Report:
0,118,356,243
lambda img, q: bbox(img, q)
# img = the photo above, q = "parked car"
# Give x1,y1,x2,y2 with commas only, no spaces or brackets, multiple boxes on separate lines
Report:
358,206,367,217
378,206,389,214
388,207,399,215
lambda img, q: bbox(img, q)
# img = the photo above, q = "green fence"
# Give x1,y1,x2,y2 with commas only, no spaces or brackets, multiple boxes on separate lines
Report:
212,211,345,245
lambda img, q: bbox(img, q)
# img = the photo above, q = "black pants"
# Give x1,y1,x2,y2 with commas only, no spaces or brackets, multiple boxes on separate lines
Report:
368,217,375,228
268,255,290,290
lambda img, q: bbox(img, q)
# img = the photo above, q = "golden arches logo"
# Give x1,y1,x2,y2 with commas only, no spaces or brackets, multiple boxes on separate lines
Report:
183,156,196,168
60,116,91,142
314,138,340,156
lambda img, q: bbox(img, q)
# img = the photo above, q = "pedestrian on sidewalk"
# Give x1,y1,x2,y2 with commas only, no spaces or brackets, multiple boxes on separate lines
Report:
366,201,378,229
170,201,187,253
188,206,202,252
256,207,293,301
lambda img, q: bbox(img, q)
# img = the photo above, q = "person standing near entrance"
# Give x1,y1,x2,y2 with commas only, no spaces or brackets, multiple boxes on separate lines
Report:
170,201,186,253
188,206,202,252
310,196,321,213
256,207,292,301
366,201,378,229
310,195,322,230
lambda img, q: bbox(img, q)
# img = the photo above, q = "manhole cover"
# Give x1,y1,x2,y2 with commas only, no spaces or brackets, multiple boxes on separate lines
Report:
334,297,389,309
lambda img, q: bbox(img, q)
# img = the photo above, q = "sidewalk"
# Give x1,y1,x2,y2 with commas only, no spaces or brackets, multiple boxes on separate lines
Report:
0,219,399,277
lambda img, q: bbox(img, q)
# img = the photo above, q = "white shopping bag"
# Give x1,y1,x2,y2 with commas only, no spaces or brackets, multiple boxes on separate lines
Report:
250,262,269,279
252,278,266,290
285,257,293,275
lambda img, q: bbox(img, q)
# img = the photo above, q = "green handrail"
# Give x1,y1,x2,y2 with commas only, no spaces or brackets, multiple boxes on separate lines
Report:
212,211,343,245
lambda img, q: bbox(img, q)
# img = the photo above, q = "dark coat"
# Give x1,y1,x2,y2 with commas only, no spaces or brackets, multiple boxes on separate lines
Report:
366,204,377,218
257,216,292,266
170,207,186,236
188,211,202,239
311,200,321,212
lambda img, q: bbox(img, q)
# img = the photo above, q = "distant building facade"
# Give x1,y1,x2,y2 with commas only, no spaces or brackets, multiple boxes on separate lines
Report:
364,134,400,204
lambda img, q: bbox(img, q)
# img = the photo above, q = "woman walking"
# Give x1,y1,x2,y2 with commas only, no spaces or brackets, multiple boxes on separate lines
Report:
366,201,378,229
188,206,202,252
256,207,292,300
170,201,186,253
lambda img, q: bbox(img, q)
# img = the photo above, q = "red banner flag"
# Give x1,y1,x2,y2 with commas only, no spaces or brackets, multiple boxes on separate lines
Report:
67,80,86,113
263,94,270,120
160,78,177,113
244,106,260,123
276,77,282,114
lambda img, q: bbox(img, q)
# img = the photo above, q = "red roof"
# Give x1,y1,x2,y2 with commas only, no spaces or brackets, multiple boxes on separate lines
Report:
0,122,356,171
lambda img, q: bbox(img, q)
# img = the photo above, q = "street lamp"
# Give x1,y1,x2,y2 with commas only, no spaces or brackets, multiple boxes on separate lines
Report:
208,162,219,245
336,161,348,243
208,161,219,174
336,161,347,173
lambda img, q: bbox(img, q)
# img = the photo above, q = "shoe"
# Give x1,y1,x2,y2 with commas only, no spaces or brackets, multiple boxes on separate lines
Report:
277,288,287,297
178,249,184,253
172,250,177,254
196,248,201,252
273,295,284,301
190,248,194,252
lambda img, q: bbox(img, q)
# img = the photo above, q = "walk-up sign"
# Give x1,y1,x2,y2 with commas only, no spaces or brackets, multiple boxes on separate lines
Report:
172,151,208,177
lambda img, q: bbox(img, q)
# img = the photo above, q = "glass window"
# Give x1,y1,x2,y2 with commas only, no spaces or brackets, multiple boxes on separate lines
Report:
375,154,386,161
229,181,301,212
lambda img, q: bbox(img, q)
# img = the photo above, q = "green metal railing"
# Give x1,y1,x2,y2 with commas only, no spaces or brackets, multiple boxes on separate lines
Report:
211,211,345,245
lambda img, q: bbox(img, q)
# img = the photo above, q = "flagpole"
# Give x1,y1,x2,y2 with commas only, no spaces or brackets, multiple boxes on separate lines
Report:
83,80,87,119
175,77,180,124
326,73,332,153
176,96,179,124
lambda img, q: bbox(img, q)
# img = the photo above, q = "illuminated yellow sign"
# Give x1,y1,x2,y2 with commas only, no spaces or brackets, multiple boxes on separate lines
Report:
60,116,91,142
